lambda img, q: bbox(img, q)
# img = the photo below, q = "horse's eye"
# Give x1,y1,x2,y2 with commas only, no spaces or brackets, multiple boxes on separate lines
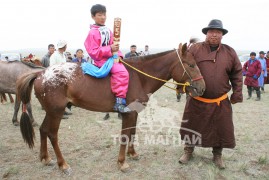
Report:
189,64,195,68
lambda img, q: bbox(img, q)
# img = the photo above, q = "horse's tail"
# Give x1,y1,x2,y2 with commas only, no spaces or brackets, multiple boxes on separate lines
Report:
17,72,38,149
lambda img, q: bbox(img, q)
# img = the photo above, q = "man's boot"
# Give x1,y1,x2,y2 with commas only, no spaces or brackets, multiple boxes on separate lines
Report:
255,90,261,101
212,147,225,169
114,97,131,113
179,146,194,164
247,89,252,100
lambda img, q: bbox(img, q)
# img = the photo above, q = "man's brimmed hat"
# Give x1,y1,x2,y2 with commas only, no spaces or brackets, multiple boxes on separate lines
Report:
259,51,265,54
57,40,67,49
202,19,228,35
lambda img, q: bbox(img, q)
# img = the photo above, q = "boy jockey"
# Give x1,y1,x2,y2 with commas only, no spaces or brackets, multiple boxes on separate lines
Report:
84,4,131,113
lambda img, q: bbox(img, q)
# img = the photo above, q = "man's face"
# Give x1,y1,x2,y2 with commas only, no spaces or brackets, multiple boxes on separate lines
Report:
92,12,106,25
48,46,55,54
131,47,137,53
259,53,265,58
206,29,223,46
267,53,269,57
145,46,148,51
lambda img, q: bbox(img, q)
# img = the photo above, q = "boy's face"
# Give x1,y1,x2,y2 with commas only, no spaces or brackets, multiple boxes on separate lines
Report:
92,12,106,25
76,50,83,58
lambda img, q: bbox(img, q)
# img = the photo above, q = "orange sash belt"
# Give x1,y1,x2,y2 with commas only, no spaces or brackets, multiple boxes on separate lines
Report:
192,94,228,106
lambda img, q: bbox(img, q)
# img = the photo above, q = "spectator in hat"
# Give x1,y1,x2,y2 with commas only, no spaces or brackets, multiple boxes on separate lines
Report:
243,52,262,100
179,19,243,169
50,40,67,66
49,40,71,118
257,51,267,92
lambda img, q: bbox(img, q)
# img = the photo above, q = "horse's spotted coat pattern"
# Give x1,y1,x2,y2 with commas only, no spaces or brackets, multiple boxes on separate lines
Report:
41,63,78,86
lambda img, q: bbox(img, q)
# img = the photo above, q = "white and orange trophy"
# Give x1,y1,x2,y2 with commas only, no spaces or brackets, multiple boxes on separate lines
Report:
113,17,121,63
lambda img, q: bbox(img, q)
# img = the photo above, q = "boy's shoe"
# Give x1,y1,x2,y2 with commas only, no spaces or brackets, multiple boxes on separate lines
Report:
113,97,131,113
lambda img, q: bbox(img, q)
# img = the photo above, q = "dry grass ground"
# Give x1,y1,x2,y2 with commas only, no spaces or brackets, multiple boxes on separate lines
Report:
0,83,269,179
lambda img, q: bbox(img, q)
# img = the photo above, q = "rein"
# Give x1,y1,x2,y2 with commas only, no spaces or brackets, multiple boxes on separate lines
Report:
119,49,199,92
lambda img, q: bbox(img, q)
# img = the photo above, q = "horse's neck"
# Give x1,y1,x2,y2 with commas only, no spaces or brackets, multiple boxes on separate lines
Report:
129,55,173,94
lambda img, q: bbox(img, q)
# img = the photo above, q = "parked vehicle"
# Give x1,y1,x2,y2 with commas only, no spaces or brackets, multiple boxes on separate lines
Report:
0,53,22,61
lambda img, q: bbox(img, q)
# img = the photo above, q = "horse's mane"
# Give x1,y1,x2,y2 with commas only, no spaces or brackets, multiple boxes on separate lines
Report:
20,60,45,69
124,49,174,62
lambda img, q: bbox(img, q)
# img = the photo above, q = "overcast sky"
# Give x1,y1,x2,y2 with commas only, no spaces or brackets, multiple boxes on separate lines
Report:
0,0,268,52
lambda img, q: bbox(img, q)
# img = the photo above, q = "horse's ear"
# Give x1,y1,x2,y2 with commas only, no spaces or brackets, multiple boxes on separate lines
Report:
182,43,188,55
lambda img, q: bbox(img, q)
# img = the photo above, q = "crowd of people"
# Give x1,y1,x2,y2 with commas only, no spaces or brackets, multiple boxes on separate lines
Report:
11,3,267,171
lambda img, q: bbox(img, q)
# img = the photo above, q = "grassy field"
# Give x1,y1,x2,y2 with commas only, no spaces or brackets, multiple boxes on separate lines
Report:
0,82,269,179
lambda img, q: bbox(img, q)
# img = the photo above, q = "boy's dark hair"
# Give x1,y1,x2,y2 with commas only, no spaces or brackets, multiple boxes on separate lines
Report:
130,45,136,48
250,52,256,56
48,44,54,49
76,49,83,53
91,4,106,16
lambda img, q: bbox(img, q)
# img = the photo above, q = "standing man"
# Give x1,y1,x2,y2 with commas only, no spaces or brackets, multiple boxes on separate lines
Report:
257,51,267,93
124,45,139,58
179,19,243,169
41,44,55,67
242,52,262,100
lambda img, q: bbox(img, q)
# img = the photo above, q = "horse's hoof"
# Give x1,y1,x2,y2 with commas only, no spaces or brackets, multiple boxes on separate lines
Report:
63,167,72,176
46,160,56,166
32,121,39,127
13,121,19,126
42,159,55,166
118,162,130,172
131,154,140,160
128,153,140,160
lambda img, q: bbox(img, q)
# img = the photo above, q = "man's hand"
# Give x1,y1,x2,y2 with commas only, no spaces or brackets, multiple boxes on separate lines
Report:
253,75,258,79
111,44,119,53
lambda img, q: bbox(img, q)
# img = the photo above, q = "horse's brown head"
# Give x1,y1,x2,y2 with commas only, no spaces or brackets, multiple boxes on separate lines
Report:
171,43,205,97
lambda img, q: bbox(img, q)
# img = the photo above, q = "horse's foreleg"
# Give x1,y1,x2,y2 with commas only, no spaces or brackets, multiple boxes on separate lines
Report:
8,93,14,103
127,113,139,160
117,113,134,172
47,112,71,175
12,96,20,126
26,102,38,126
